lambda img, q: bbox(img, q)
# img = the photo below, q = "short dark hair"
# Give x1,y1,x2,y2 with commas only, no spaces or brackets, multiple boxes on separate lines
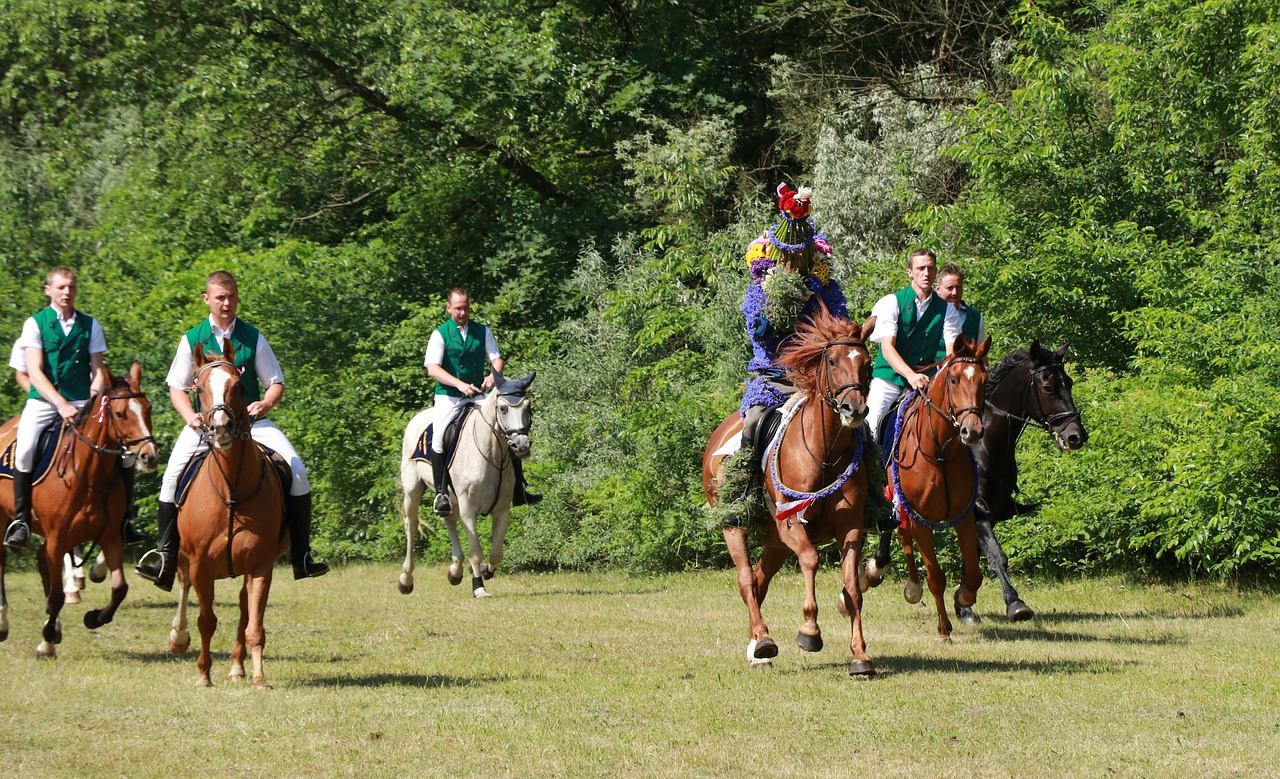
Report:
206,270,238,291
907,249,936,267
938,263,964,281
447,288,469,303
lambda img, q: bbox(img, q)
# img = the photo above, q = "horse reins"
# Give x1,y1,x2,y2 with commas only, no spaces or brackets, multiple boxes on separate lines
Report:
986,361,1081,446
464,390,532,517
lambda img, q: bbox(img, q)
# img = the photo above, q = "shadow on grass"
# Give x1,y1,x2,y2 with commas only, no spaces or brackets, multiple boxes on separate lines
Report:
1016,605,1246,622
973,625,1187,645
296,672,513,689
781,655,1135,678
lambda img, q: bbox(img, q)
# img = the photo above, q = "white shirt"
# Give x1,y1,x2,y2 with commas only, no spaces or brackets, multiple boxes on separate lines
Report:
9,340,25,372
869,291,963,352
424,323,502,368
165,317,285,391
17,307,108,356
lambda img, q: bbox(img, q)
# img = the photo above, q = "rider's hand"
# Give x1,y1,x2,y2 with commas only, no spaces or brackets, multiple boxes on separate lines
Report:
908,371,930,392
185,412,205,429
481,374,495,391
246,400,269,419
57,403,79,422
459,382,480,396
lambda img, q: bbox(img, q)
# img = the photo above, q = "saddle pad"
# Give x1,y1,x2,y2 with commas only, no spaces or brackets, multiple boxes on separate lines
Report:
878,393,909,467
175,441,292,507
0,420,68,486
409,403,477,467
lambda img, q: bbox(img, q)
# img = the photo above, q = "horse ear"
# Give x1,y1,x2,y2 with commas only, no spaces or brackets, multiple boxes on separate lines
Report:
129,360,142,389
1029,340,1043,361
1054,342,1069,362
222,338,236,364
977,336,992,359
491,368,505,389
193,342,206,366
510,372,535,394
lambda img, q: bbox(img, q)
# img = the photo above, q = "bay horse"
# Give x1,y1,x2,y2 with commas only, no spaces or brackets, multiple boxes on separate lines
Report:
398,371,535,598
956,341,1087,624
165,341,288,688
703,307,876,675
0,363,158,657
866,336,991,643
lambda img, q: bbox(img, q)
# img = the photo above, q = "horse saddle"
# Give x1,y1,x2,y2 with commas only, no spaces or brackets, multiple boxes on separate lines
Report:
409,402,479,468
174,442,293,507
0,419,69,486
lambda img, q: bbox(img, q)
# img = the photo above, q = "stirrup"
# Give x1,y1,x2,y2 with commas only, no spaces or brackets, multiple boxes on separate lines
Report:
432,492,452,516
293,552,330,580
134,548,176,591
3,520,30,551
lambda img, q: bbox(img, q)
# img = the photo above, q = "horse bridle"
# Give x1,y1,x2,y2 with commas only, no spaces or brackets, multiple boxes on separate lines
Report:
987,361,1081,445
921,355,986,430
818,339,869,412
66,390,156,460
192,359,251,441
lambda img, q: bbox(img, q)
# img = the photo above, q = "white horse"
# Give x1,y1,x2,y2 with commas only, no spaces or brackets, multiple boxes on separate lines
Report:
398,372,535,598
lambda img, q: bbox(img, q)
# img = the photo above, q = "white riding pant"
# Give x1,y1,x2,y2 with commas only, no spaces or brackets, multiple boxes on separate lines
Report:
866,378,905,444
430,394,468,453
14,397,90,472
159,418,309,502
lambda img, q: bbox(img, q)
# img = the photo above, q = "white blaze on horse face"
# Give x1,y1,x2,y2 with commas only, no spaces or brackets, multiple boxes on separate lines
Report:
963,365,975,381
206,368,235,447
126,398,158,471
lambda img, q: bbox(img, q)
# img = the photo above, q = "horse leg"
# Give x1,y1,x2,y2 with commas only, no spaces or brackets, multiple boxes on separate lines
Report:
861,521,897,591
0,546,8,643
63,550,82,604
89,549,107,583
82,537,128,630
899,527,923,604
952,517,983,616
723,527,778,666
484,505,512,580
968,517,1032,623
192,568,218,687
459,509,489,598
912,528,953,643
168,570,192,654
839,529,874,677
244,572,273,690
443,511,465,586
399,463,425,595
37,542,65,659
230,580,250,682
793,539,824,653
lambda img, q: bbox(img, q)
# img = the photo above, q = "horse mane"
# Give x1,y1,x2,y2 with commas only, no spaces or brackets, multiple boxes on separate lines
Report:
72,374,134,426
986,348,1030,393
776,301,863,392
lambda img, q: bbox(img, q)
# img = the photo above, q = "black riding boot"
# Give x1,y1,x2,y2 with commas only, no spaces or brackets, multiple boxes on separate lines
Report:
286,492,329,580
430,449,452,516
4,470,34,551
511,457,542,507
135,501,179,591
119,466,150,545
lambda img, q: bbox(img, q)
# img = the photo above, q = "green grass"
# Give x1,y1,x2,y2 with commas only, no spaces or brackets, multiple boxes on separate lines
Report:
1,563,1277,777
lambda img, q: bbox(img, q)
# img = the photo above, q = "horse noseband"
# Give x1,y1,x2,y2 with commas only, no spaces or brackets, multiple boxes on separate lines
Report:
821,340,869,410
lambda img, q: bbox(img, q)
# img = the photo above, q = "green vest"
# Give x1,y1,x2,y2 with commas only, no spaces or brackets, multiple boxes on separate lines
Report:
28,307,96,401
434,320,489,397
872,287,948,387
936,303,982,362
185,319,263,406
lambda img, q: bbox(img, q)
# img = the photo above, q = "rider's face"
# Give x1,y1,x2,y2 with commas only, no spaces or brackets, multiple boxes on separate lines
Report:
908,254,937,297
447,293,471,327
44,274,78,313
936,274,963,306
203,283,240,324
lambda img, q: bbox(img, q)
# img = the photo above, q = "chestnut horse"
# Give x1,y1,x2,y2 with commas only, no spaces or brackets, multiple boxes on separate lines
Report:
867,337,991,643
166,341,288,688
957,341,1087,624
703,308,876,676
0,363,158,657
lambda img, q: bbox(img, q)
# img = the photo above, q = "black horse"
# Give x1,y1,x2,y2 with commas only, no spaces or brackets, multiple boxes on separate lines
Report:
864,342,1087,623
955,341,1087,623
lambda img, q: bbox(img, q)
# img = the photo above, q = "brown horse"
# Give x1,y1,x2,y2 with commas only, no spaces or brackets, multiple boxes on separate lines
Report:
0,363,158,657
165,341,288,689
703,308,876,676
869,337,991,643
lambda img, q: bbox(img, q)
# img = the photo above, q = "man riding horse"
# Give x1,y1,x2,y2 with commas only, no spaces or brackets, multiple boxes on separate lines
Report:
5,268,109,551
135,270,328,590
424,287,540,517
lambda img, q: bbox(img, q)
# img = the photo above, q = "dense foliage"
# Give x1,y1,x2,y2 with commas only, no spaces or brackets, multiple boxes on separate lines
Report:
2,0,1276,579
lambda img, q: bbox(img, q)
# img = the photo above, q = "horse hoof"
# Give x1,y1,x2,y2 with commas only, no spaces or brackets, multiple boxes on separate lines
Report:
83,610,106,630
252,680,272,691
36,641,56,660
796,631,823,653
481,563,495,580
750,636,779,660
473,588,491,599
956,608,981,626
168,631,191,655
447,571,463,586
1007,601,1035,622
848,659,875,677
196,678,213,688
904,580,922,604
89,562,107,583
229,668,246,682
398,575,414,595
64,589,81,605
935,636,953,645
0,628,7,643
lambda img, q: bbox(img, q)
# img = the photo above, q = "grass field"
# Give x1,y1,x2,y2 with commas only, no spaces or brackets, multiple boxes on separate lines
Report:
1,562,1277,778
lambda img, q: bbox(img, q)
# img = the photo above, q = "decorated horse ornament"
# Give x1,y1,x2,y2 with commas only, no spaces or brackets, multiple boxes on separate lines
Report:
398,371,535,598
866,336,992,643
703,305,879,676
165,341,289,688
956,341,1087,625
0,363,158,657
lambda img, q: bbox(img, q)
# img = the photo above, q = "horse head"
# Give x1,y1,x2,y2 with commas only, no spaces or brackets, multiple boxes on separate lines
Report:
930,335,991,446
192,340,248,451
778,302,871,430
1027,341,1088,451
85,361,159,472
491,370,535,458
